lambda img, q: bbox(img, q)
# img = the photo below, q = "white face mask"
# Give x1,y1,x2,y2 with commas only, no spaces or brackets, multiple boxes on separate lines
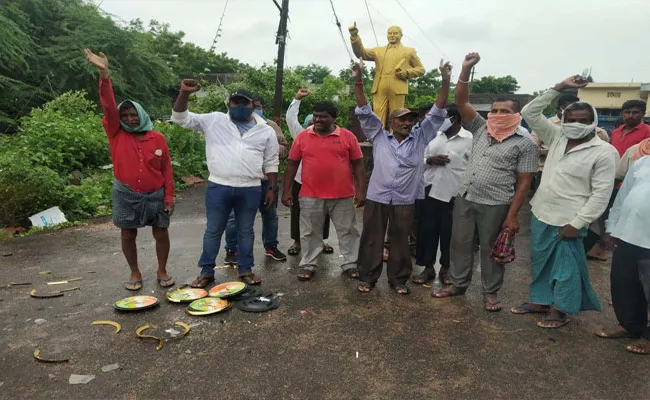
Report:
440,118,453,133
561,104,599,140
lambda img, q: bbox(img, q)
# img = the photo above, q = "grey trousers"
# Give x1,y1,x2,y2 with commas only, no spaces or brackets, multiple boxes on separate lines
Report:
299,196,360,271
451,196,510,295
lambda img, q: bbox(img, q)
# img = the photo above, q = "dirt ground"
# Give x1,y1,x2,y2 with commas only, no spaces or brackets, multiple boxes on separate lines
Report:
0,183,648,399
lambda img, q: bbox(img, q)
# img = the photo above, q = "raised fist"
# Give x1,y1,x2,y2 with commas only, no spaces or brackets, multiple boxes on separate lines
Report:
295,88,310,100
462,52,481,69
180,79,201,93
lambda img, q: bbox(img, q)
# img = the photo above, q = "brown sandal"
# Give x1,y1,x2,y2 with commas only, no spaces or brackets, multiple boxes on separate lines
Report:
239,272,262,286
190,274,215,289
390,284,410,295
297,268,315,281
412,269,436,284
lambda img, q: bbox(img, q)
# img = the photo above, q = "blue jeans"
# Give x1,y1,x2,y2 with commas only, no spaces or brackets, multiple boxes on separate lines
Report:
198,182,261,274
225,180,278,251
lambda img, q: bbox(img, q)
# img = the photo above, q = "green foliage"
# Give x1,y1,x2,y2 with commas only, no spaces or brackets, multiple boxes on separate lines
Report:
9,91,110,176
62,172,113,221
0,154,66,227
294,64,332,85
533,90,557,115
471,75,520,94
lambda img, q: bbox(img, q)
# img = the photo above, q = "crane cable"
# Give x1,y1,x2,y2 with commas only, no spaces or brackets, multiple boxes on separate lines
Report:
209,0,230,53
328,0,355,63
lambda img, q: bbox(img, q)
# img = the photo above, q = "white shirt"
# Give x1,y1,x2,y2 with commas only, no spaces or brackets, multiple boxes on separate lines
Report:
422,127,472,202
286,98,307,184
171,109,279,187
606,156,650,249
522,89,619,229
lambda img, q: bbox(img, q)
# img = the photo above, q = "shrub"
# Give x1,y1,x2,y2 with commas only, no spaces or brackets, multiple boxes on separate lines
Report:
2,90,110,177
62,172,114,221
0,154,66,227
155,121,207,181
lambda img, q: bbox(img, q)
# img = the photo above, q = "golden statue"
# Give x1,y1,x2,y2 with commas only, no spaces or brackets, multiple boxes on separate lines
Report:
349,23,425,126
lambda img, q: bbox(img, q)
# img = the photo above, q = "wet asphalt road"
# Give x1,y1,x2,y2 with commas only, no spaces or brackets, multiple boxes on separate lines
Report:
0,183,648,399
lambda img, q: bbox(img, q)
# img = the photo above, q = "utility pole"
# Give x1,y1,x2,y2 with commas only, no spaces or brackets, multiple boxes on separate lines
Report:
273,0,289,121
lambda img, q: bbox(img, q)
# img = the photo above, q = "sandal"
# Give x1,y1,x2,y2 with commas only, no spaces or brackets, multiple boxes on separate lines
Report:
626,340,650,355
288,243,301,256
484,297,503,312
342,268,360,279
412,269,436,285
357,281,375,293
382,248,389,262
438,268,452,285
595,327,633,339
390,284,410,295
322,244,334,254
297,268,315,281
536,317,570,329
190,274,215,289
239,272,262,286
157,276,175,288
510,302,549,314
124,280,143,291
431,286,463,298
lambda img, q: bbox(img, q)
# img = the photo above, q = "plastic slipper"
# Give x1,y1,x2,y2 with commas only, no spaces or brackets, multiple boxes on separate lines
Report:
341,268,359,279
536,317,570,329
357,282,375,293
322,245,334,254
157,276,175,288
124,280,142,291
484,298,503,312
626,341,650,355
297,268,315,281
430,287,462,298
595,327,633,339
510,302,549,314
287,244,301,256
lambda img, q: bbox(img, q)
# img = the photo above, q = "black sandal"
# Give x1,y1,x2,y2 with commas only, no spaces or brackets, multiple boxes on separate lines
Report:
412,268,436,284
357,281,375,293
322,244,334,254
239,272,262,286
190,274,215,289
390,284,410,295
297,268,315,281
342,268,360,279
288,243,301,256
438,268,452,285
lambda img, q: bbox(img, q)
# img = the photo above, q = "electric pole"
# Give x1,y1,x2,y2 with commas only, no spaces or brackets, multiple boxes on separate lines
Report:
273,0,289,121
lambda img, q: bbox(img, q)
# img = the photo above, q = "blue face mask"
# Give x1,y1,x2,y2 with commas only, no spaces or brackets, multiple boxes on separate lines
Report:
229,105,254,121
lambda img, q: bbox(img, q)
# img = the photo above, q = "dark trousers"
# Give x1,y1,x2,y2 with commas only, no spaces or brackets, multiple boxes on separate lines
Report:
611,240,650,340
584,186,619,254
290,181,329,241
358,200,415,285
415,186,453,269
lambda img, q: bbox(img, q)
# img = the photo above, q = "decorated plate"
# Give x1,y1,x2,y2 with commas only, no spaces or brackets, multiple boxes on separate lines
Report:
165,288,208,303
114,296,159,311
208,282,247,298
187,298,231,314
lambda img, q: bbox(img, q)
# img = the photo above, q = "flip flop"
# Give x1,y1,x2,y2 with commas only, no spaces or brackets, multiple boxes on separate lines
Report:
357,281,375,293
484,298,503,312
626,341,650,355
390,284,410,295
124,280,143,291
157,276,175,288
536,317,570,329
587,255,608,262
595,327,633,339
322,245,334,254
510,302,549,314
341,268,359,279
190,274,215,289
297,268,315,281
431,287,463,298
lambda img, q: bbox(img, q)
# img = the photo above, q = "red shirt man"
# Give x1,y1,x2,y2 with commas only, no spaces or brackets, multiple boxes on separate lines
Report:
610,100,650,157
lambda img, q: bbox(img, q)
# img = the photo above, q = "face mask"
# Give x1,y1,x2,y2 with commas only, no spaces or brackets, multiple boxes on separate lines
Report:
439,118,452,132
254,109,264,117
561,105,598,140
486,113,521,142
229,105,254,121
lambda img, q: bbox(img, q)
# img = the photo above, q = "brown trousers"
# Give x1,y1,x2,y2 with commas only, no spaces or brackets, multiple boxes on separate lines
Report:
358,200,415,285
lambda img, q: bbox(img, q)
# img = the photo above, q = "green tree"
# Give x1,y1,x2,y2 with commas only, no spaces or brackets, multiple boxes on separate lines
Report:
294,64,332,85
472,75,520,94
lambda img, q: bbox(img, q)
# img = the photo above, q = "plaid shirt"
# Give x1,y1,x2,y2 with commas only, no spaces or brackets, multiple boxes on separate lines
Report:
458,114,539,205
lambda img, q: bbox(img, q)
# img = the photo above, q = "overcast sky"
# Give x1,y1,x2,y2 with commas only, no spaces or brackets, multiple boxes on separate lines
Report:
99,0,650,94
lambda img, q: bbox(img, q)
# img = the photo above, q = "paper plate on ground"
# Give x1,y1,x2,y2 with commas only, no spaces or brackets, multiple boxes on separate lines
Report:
186,298,231,315
208,282,247,298
165,288,208,303
114,296,159,311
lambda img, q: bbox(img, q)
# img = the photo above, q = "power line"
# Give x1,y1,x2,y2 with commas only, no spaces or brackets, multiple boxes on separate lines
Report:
363,0,379,46
209,0,230,53
394,0,447,58
328,0,355,63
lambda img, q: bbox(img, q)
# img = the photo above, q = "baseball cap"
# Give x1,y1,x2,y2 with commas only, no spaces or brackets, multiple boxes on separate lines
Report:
389,108,418,120
229,88,253,102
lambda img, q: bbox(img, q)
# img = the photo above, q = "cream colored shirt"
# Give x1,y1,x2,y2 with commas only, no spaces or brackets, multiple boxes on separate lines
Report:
522,90,619,229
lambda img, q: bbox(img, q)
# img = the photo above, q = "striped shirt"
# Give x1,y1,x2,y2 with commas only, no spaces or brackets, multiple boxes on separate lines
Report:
458,114,539,205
